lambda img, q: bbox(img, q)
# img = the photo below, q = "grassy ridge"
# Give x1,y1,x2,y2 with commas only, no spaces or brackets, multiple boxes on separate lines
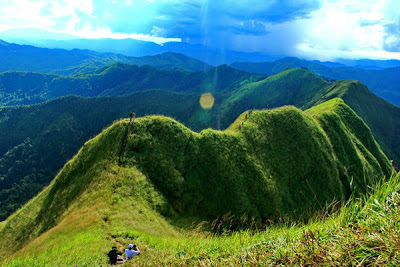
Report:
0,100,392,265
218,68,329,128
0,90,204,221
316,80,400,167
231,57,400,106
1,68,399,221
216,69,400,167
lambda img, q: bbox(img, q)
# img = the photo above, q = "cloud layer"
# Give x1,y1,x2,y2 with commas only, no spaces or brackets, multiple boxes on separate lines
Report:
0,0,400,60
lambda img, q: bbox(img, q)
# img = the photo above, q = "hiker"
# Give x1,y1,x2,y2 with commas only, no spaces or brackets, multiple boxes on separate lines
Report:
108,246,123,265
129,112,136,123
125,244,140,261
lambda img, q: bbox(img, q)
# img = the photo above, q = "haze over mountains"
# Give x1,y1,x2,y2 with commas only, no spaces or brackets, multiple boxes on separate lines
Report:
1,40,400,107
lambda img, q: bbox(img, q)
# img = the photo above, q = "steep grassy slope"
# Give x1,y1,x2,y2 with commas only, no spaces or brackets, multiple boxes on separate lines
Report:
314,80,400,166
0,91,203,221
231,57,400,106
0,64,265,106
0,101,392,266
217,68,329,128
217,69,400,167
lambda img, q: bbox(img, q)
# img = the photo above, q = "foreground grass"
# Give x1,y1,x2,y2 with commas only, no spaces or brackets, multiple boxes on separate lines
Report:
4,172,398,266
117,172,400,266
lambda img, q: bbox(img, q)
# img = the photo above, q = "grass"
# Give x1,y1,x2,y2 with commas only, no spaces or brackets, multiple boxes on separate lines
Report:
3,171,398,266
0,100,394,265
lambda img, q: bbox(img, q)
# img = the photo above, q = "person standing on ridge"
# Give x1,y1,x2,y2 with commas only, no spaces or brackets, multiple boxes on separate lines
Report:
129,112,136,129
129,112,136,123
125,244,140,261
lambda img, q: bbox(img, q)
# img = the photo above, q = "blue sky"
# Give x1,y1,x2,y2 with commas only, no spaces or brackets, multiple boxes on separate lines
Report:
0,0,400,60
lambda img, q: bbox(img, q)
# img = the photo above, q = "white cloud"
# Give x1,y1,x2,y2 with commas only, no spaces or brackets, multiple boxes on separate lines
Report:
299,0,400,59
0,0,179,44
291,0,400,60
72,25,181,43
0,0,53,31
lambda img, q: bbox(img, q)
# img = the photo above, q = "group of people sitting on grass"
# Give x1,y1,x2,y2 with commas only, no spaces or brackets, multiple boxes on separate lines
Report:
108,244,140,265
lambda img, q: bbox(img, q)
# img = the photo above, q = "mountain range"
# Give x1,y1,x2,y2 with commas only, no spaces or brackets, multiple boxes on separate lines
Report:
0,40,210,75
0,68,398,222
0,37,399,265
1,40,400,108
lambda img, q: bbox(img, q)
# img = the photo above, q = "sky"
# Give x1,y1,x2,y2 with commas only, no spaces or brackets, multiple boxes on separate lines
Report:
0,0,400,60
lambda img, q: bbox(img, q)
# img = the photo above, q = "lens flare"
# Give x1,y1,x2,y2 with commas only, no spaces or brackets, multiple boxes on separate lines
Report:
199,93,215,109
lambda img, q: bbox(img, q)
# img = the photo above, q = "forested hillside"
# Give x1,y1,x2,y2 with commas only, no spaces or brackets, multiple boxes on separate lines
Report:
0,64,265,106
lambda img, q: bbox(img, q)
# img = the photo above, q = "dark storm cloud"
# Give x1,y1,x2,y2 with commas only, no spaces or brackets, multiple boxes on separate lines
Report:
152,0,321,40
220,0,321,23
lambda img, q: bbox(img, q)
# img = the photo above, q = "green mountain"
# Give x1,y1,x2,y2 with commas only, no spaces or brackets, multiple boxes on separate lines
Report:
0,68,398,222
0,98,392,266
217,69,400,167
231,57,400,107
0,64,265,106
0,91,203,221
0,40,211,75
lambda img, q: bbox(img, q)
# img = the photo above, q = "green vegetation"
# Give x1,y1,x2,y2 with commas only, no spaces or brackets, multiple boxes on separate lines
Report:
0,64,265,106
0,101,395,265
0,91,203,221
218,68,329,128
215,69,400,167
231,57,400,107
315,80,400,169
1,68,398,221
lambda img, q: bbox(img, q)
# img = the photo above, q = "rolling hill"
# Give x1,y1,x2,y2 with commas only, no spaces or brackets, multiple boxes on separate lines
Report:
231,57,400,107
0,98,393,266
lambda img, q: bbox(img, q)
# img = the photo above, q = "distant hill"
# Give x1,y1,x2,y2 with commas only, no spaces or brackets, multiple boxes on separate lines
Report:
0,68,398,222
231,57,400,107
0,64,264,106
0,99,392,265
0,40,211,75
0,33,278,65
